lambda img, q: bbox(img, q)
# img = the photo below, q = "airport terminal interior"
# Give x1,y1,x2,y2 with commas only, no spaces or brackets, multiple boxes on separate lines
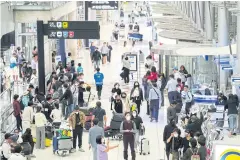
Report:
0,1,240,160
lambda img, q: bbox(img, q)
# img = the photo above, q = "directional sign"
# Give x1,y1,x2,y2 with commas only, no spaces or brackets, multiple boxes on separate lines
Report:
47,21,100,39
89,1,118,10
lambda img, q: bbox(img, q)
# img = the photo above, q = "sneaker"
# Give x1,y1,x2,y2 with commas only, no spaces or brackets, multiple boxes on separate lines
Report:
78,148,85,152
30,154,36,158
71,148,76,152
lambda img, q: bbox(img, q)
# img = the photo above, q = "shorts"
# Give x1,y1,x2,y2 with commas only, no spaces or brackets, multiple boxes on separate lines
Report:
11,67,18,76
96,85,102,91
102,54,107,57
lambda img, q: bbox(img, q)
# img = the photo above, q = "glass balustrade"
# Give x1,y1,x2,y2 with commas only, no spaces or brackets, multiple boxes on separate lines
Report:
11,1,69,10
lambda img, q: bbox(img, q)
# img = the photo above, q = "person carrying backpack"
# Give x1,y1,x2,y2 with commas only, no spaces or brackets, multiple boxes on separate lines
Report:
183,138,200,160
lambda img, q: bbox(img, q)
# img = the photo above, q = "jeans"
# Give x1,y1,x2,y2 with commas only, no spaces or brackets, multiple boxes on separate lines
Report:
92,147,97,160
150,99,160,121
36,126,45,149
168,91,175,104
123,135,135,160
65,104,74,120
107,52,111,62
161,90,164,106
94,60,100,70
16,114,22,130
134,130,140,149
228,114,238,132
73,125,83,149
124,68,130,84
96,85,102,98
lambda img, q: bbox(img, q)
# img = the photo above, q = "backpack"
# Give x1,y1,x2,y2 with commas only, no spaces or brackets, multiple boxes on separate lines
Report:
190,148,200,160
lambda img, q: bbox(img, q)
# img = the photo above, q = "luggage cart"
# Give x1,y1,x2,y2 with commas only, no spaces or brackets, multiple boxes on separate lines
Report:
128,32,143,41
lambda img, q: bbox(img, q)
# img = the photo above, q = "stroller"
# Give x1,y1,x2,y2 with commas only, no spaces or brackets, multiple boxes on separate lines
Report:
105,112,124,139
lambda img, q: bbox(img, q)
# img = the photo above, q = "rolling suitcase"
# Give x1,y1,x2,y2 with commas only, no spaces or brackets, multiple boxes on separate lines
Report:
139,138,150,155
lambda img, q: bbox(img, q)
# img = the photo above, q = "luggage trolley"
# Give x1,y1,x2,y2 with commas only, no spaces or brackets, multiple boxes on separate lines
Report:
119,24,126,39
128,32,143,41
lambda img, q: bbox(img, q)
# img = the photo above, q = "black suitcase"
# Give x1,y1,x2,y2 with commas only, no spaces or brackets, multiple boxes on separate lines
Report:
112,113,124,122
85,121,91,130
110,120,121,130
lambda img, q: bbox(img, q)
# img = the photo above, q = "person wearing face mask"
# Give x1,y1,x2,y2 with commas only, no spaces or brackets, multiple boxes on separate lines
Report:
120,112,137,160
183,138,199,160
113,95,124,113
111,83,122,110
149,82,161,122
78,81,86,107
172,84,183,114
181,130,192,154
167,128,183,160
163,119,177,160
71,81,79,107
131,110,143,152
130,82,143,114
121,92,131,113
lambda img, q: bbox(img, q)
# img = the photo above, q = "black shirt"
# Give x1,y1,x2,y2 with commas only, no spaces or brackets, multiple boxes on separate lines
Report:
132,116,143,130
111,88,121,95
182,137,190,153
93,107,106,121
114,100,123,113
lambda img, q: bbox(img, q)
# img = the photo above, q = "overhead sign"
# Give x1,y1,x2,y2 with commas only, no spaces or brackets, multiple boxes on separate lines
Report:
47,21,100,39
89,1,118,10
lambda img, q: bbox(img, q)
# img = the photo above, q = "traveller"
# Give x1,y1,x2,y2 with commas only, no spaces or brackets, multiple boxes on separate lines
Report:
11,129,23,144
121,92,131,113
182,129,191,154
22,128,35,157
35,105,47,149
215,92,228,110
18,51,25,79
148,66,158,82
197,135,207,160
113,95,124,113
166,128,183,160
130,82,143,114
52,76,62,92
71,73,78,85
227,94,239,135
59,83,74,119
78,81,86,107
22,101,34,133
122,56,131,84
1,133,12,160
77,63,83,74
70,80,78,107
157,73,167,106
69,106,86,152
9,145,25,160
94,68,104,100
92,101,107,128
32,46,37,55
31,54,38,74
30,69,38,85
120,112,137,160
166,74,178,104
88,118,104,160
101,42,109,65
50,102,62,123
131,110,143,152
111,83,122,110
92,48,102,70
183,138,199,160
96,135,119,160
142,71,151,100
173,84,183,113
186,112,204,136
90,42,96,61
177,78,184,92
149,41,153,50
21,62,27,85
66,52,72,66
120,20,125,28
107,42,113,63
149,82,161,122
145,55,154,71
182,85,193,115
25,62,32,83
173,67,181,80
13,94,22,130
179,65,188,85
163,119,177,160
70,60,76,74
10,53,18,83
167,101,177,124
43,95,54,122
133,22,139,32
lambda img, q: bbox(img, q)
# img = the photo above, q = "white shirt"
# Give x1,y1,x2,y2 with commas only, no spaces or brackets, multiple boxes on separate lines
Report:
1,141,11,159
174,71,182,80
34,112,47,127
22,106,34,122
9,153,25,160
50,109,62,122
10,57,17,64
166,78,178,92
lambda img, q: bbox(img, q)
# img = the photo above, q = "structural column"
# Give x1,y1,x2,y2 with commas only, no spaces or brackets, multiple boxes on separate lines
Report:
218,6,229,92
191,1,196,23
205,2,215,40
236,2,240,74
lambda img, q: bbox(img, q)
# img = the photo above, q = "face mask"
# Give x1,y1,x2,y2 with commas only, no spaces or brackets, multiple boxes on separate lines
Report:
174,133,178,137
122,96,126,99
133,113,137,117
126,116,131,121
115,86,119,89
135,84,139,87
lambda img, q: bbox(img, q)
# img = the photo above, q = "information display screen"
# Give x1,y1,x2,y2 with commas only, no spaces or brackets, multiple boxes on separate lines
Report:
89,1,118,10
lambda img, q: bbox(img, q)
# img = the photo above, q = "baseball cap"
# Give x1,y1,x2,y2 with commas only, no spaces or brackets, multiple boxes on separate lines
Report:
173,67,178,70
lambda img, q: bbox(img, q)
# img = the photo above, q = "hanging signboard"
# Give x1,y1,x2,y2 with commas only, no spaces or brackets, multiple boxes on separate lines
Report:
89,1,118,10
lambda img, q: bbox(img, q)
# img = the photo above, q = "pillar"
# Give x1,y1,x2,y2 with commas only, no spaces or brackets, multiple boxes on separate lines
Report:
205,2,214,40
67,10,77,58
236,2,240,74
196,1,204,29
191,1,196,23
218,6,229,92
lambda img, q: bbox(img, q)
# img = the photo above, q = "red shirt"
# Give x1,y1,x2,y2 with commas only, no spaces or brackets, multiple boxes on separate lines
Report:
147,72,158,81
13,100,21,117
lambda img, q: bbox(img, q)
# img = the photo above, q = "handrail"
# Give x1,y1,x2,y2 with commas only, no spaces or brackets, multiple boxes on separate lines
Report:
0,87,10,97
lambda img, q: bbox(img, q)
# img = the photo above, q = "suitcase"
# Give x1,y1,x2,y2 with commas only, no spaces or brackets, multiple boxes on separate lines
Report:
85,121,91,130
45,130,53,139
140,138,150,155
85,115,92,122
58,138,72,150
110,120,121,130
104,127,113,138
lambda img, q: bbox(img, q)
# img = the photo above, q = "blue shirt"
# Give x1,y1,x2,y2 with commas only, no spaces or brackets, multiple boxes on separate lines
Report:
90,46,96,53
94,72,104,86
77,66,83,73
